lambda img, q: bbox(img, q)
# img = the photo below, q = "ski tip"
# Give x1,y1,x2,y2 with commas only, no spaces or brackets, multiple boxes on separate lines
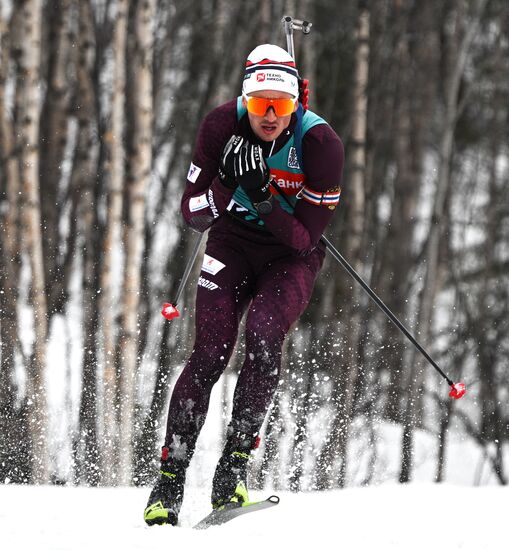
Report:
193,495,280,529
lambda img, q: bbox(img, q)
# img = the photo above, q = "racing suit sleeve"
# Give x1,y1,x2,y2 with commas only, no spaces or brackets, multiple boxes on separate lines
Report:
181,100,238,232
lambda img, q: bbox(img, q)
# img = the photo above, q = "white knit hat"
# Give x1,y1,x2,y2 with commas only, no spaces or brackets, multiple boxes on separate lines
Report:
242,44,299,98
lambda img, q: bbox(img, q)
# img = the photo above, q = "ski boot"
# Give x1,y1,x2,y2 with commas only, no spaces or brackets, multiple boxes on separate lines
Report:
144,447,186,526
211,430,258,509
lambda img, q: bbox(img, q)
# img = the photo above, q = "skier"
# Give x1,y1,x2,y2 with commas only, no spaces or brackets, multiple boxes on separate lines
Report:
144,43,344,526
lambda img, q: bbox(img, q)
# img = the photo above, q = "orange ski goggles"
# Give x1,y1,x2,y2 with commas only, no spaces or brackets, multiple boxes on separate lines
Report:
243,94,297,117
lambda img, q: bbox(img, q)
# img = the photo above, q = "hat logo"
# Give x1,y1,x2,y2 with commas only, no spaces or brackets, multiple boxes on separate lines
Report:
256,73,266,82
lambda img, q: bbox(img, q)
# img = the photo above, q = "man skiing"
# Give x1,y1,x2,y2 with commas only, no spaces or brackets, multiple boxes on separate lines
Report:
144,43,344,526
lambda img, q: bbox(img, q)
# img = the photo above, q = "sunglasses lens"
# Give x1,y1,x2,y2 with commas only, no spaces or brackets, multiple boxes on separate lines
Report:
273,99,296,116
246,97,295,117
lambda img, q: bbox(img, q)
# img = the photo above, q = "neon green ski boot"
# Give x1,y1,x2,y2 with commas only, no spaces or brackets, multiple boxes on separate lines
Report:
211,430,258,509
144,448,186,526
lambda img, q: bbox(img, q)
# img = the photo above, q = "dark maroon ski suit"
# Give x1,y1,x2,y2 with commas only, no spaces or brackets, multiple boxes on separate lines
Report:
163,99,344,459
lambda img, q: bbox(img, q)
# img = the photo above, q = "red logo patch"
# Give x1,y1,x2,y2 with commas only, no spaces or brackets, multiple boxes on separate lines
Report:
256,73,266,82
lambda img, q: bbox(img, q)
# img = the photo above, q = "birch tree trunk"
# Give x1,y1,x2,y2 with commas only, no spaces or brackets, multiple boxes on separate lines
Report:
335,1,369,488
288,364,314,492
475,135,506,484
100,0,129,486
0,1,33,484
118,0,156,485
0,2,21,413
315,1,369,490
133,232,196,484
377,0,429,422
72,0,100,485
17,0,50,484
399,0,488,483
39,0,72,316
206,0,232,109
256,393,283,490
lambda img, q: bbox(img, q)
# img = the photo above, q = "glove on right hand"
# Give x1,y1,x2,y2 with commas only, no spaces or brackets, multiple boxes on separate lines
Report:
218,135,244,189
234,141,271,204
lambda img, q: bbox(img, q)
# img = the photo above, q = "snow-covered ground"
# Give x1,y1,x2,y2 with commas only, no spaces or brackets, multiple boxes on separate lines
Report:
1,482,507,550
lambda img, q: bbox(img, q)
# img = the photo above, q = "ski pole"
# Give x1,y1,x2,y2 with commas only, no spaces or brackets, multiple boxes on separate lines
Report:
320,236,465,399
267,177,465,400
161,232,204,321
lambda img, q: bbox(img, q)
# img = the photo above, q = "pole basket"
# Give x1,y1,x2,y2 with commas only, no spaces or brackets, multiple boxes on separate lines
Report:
161,302,180,321
449,382,466,399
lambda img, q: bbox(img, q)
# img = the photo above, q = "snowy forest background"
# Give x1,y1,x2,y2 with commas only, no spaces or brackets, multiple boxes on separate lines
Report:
0,0,507,491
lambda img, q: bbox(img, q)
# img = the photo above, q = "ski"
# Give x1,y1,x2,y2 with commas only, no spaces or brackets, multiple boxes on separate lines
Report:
193,495,280,529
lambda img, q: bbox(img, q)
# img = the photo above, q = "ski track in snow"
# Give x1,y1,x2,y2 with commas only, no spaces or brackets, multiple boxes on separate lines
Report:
0,483,507,550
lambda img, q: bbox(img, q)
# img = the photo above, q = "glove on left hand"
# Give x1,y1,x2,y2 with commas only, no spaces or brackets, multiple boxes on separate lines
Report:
234,142,271,203
219,135,244,189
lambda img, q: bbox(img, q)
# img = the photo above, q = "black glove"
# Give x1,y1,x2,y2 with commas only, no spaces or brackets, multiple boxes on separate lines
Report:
218,135,244,189
234,141,271,203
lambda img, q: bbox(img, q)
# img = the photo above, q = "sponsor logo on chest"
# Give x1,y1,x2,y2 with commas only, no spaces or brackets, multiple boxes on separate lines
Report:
287,147,300,169
269,168,306,196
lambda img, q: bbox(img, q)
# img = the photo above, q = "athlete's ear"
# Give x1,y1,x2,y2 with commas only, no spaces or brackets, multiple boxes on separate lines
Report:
242,95,247,108
293,100,298,113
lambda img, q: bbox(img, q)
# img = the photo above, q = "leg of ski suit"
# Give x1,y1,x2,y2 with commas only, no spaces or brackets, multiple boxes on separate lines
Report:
163,217,324,461
228,253,321,434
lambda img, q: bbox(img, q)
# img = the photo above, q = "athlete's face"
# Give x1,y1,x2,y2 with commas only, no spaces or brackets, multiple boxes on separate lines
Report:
243,90,298,142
